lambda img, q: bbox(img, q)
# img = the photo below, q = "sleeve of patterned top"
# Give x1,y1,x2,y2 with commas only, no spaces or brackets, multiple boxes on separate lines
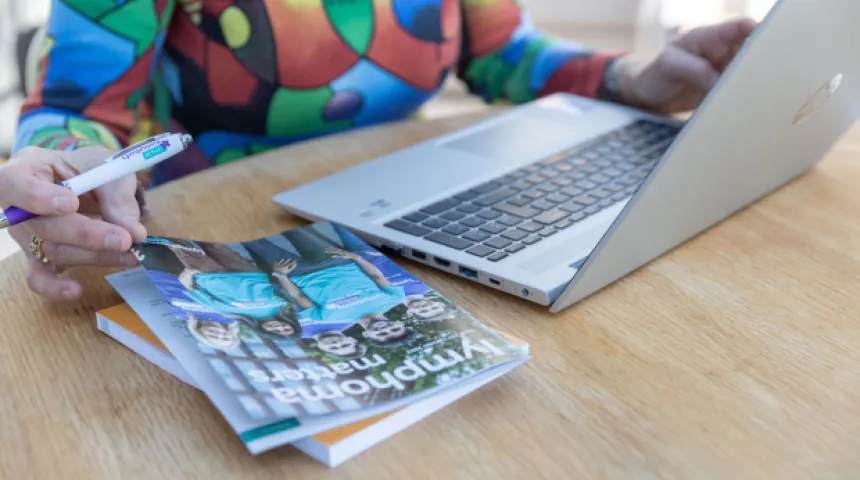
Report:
14,0,176,153
457,0,624,104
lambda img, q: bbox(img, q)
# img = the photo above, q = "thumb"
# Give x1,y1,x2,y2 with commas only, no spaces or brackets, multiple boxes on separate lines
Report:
57,146,147,243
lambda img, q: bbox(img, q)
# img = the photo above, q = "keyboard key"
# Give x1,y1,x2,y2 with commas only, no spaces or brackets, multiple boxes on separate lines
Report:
532,200,555,210
457,203,482,214
574,195,599,206
454,191,480,201
385,220,432,237
404,212,429,223
539,227,558,237
583,151,599,160
584,205,600,215
604,167,624,177
576,180,598,190
553,163,573,172
442,224,470,236
606,182,626,192
534,209,569,225
539,167,558,177
545,193,569,204
569,171,587,180
425,232,474,250
498,215,523,226
518,222,543,233
595,159,612,168
534,185,555,194
475,187,518,206
421,198,460,214
441,210,466,221
501,229,529,241
423,218,448,229
611,192,630,201
597,199,615,208
523,164,541,173
480,223,507,234
506,244,526,254
591,188,612,199
560,202,585,213
496,203,541,218
526,174,547,183
477,209,502,220
485,237,513,249
522,190,546,200
488,252,509,262
466,245,495,258
522,236,542,245
581,165,599,174
561,187,584,197
615,161,636,171
497,175,517,184
569,212,586,222
570,157,588,167
460,216,487,228
509,169,527,178
551,177,574,186
589,173,611,184
464,230,491,242
470,181,502,194
556,218,575,229
511,179,533,190
508,196,532,207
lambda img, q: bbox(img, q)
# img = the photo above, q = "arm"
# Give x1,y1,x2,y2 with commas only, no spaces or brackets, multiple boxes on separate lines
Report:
456,0,623,104
324,248,392,288
272,260,315,310
15,0,176,154
351,256,392,289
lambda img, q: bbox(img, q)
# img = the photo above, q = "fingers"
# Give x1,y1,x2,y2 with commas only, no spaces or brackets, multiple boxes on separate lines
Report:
0,158,79,215
24,257,83,301
25,214,133,253
95,176,147,243
39,242,140,269
655,46,720,93
676,18,757,68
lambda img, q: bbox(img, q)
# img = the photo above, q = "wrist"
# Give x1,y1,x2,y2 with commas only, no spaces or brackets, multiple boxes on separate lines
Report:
599,55,641,107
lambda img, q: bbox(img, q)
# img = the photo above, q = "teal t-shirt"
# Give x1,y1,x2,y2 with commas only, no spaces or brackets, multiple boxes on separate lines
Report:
185,271,287,319
293,262,406,324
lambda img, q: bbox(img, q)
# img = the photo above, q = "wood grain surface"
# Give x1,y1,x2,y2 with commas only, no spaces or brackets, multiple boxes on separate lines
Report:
3,112,860,479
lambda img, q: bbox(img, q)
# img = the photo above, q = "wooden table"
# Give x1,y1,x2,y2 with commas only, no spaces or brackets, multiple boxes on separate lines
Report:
4,112,860,479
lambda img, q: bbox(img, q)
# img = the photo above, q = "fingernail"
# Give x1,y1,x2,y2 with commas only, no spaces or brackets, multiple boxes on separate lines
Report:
53,196,77,213
105,232,124,251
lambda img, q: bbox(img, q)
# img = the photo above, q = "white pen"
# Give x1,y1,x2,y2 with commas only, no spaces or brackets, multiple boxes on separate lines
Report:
0,132,193,229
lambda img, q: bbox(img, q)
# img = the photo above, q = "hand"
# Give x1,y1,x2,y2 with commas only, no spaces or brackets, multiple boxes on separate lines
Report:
273,259,298,275
325,247,359,260
617,18,757,113
2,146,146,300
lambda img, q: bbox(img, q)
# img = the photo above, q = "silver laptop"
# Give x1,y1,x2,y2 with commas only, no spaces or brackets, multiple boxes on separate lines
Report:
273,0,860,312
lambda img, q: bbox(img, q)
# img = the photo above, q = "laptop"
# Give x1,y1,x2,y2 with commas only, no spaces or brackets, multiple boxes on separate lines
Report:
273,0,860,313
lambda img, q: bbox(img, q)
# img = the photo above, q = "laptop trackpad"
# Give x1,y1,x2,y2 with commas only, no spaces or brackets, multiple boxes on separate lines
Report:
518,222,611,274
441,114,576,160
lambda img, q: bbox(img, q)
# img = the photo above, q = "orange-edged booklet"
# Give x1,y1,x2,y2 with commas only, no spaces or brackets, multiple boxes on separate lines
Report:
97,303,528,467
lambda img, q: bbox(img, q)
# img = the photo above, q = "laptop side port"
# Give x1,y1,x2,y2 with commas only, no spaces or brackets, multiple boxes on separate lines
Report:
434,257,451,268
489,278,502,286
458,266,478,280
411,249,427,261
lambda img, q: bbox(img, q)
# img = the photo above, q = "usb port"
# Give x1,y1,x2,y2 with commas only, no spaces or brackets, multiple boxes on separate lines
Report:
489,278,501,286
411,249,427,261
458,266,478,279
434,257,451,267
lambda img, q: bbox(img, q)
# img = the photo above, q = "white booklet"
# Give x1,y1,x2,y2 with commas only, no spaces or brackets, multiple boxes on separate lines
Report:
108,221,529,455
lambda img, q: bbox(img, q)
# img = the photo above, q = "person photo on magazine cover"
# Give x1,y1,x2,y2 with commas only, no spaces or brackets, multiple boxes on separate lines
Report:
152,239,303,349
242,224,456,335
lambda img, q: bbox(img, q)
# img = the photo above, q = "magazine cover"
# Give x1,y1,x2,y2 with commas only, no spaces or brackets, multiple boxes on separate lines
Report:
124,221,527,454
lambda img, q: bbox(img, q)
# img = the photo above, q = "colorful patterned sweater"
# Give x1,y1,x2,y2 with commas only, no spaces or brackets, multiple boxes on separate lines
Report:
16,0,619,187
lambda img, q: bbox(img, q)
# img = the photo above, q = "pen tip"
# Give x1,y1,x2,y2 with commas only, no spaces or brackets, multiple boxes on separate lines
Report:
181,134,193,148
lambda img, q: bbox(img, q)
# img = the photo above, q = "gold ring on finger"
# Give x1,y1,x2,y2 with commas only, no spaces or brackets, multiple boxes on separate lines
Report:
29,235,49,263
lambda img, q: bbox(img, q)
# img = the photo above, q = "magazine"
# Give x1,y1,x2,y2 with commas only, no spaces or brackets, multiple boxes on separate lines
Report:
96,301,528,467
114,221,528,455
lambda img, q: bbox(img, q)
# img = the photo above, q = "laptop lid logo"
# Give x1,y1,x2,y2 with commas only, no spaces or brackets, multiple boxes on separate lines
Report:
792,73,843,126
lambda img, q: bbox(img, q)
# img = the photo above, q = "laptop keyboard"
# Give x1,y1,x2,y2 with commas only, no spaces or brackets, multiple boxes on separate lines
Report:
384,119,681,263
